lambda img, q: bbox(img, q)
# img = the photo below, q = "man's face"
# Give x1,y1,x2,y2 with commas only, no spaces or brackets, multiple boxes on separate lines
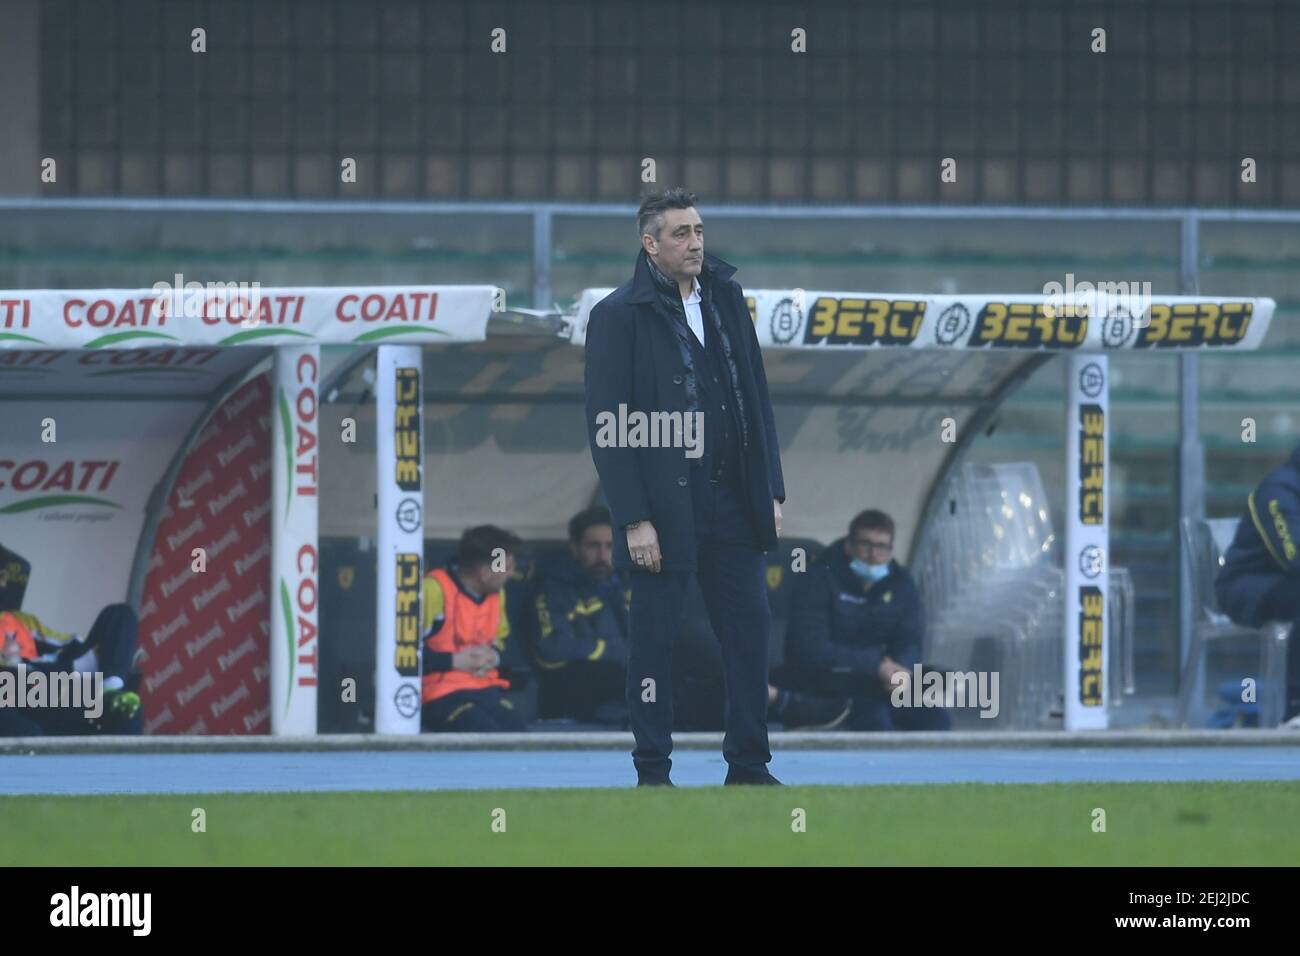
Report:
846,529,893,565
644,206,704,282
471,554,515,593
572,524,614,581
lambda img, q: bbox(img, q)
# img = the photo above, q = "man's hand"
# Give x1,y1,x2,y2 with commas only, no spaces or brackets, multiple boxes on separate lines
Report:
774,500,782,536
879,655,910,692
56,637,87,666
474,649,500,677
452,645,499,675
627,521,662,573
1,634,21,666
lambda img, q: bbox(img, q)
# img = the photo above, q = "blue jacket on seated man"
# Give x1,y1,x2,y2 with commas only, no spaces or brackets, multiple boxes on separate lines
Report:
786,511,948,730
1215,443,1300,721
788,538,923,676
534,555,630,667
529,507,631,723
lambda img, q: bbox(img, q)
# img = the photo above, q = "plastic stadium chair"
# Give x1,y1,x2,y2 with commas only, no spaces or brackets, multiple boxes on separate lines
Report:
1108,567,1137,706
1178,517,1291,729
916,462,1137,729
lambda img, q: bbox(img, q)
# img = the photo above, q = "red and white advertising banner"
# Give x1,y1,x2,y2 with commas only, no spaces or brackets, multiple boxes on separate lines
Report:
137,375,273,734
0,286,493,351
271,346,320,735
0,400,202,637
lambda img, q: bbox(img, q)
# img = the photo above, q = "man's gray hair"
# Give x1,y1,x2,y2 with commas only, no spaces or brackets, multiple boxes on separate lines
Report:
637,187,698,242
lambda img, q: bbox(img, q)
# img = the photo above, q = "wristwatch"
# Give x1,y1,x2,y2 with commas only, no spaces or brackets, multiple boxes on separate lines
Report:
625,521,642,530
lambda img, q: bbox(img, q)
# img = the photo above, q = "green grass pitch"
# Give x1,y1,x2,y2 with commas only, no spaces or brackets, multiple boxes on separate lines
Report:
4,781,1298,866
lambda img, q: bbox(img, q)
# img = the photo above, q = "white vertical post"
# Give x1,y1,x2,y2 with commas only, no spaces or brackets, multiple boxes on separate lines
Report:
1177,214,1204,682
271,345,320,735
1064,355,1109,730
374,345,424,734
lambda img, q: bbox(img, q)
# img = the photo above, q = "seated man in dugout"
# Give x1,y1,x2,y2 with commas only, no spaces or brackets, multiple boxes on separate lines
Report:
531,506,850,731
0,558,143,737
420,525,529,733
1215,442,1300,725
785,510,951,732
532,507,632,725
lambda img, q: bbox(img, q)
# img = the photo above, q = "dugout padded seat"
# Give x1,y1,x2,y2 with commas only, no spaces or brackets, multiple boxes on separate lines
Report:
317,537,378,732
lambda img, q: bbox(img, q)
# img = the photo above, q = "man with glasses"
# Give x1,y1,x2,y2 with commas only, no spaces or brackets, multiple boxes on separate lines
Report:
785,510,950,731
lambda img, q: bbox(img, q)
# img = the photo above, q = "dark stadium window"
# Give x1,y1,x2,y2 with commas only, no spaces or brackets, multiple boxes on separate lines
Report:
811,159,849,201
854,160,890,202
510,156,548,198
980,160,1017,203
595,156,630,200
30,0,1298,205
725,156,762,201
1152,160,1189,205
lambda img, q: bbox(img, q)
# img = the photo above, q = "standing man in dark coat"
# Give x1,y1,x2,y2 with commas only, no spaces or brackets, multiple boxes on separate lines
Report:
583,187,786,786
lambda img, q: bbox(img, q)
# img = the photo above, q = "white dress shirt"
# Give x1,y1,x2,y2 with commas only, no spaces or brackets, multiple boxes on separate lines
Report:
682,275,705,346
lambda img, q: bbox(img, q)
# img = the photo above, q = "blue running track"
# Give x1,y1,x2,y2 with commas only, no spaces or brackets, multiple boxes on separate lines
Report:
2,746,1298,795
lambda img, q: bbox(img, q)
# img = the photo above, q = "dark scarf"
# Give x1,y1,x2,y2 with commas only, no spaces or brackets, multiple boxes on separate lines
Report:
645,254,749,449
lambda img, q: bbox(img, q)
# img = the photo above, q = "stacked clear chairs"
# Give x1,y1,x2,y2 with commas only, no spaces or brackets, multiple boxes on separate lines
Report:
1108,567,1137,707
914,462,1136,729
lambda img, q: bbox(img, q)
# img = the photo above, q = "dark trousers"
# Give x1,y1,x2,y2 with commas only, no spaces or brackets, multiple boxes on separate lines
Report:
421,686,529,733
1259,578,1300,720
1222,572,1300,723
86,603,139,682
538,659,626,721
844,692,952,731
627,470,772,781
787,666,952,731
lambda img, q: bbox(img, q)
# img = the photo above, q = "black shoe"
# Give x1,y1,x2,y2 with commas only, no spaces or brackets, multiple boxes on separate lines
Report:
724,768,783,786
637,777,675,787
779,692,852,731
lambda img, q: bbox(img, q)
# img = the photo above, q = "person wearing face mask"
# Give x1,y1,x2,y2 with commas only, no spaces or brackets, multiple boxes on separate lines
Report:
785,510,950,731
